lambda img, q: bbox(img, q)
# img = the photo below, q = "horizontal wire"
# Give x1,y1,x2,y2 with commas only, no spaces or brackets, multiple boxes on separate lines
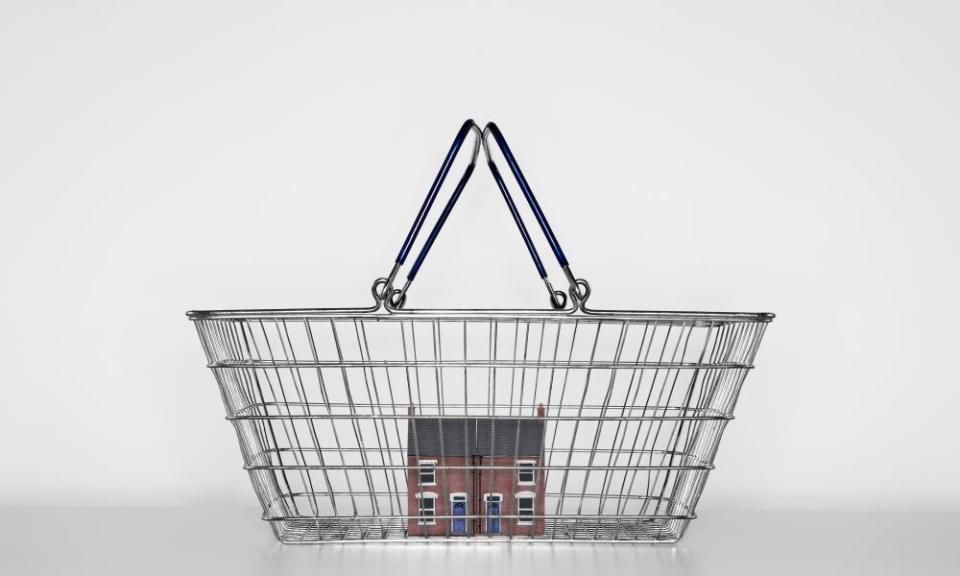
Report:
211,360,753,370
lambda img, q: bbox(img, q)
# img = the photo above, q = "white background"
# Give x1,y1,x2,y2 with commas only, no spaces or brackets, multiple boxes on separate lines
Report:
1,0,958,517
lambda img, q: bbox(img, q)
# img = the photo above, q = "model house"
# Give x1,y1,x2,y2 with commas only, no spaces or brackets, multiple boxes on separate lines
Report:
407,405,546,537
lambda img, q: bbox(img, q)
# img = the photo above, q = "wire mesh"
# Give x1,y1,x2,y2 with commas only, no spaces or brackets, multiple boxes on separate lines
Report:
190,309,771,543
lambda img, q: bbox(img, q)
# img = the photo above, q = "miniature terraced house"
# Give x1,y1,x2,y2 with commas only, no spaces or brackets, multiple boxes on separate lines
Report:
407,406,546,537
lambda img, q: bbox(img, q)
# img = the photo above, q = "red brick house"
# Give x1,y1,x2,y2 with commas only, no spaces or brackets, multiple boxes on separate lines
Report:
407,406,546,537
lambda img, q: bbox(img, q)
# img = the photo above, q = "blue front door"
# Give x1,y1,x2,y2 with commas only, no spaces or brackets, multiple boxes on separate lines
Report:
486,499,501,534
452,498,466,534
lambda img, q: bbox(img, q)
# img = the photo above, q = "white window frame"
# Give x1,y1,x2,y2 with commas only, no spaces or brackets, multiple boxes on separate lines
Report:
416,491,438,526
515,491,536,525
483,493,503,533
483,493,503,504
418,459,436,487
516,460,536,485
449,492,468,532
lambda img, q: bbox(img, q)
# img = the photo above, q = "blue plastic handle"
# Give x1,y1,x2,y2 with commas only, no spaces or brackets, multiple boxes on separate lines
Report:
405,129,549,283
483,122,569,269
394,119,482,266
386,122,574,310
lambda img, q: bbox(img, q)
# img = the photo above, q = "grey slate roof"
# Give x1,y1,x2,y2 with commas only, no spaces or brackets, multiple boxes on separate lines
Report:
407,418,545,457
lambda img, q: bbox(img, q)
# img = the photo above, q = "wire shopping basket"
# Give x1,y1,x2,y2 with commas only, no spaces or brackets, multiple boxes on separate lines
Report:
188,120,773,543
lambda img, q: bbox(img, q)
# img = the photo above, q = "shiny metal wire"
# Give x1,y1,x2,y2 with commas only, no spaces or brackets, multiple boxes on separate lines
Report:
189,305,771,543
188,119,772,543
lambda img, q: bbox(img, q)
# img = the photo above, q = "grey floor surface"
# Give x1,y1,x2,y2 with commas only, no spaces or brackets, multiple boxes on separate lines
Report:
1,507,957,575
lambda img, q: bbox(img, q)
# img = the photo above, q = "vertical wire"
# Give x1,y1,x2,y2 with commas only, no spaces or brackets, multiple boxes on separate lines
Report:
355,319,399,536
238,321,299,517
255,320,319,517
272,322,322,532
217,320,246,412
733,320,755,364
226,322,276,506
539,319,563,534
659,323,716,517
530,321,547,415
638,323,692,517
355,321,391,539
510,320,532,539
673,356,711,518
463,321,471,533
527,320,546,538
684,329,748,525
547,319,579,539
517,321,532,415
400,321,424,538
301,319,345,534
534,407,547,533
485,320,498,536
615,322,669,518
700,322,730,417
215,321,245,418
410,321,424,410
432,320,452,538
552,321,602,539
748,322,769,365
720,321,745,365
382,361,405,534
237,323,299,516
600,322,650,536
433,321,445,416
221,320,276,510
487,321,496,418
378,321,407,524
275,319,328,526
634,323,679,513
651,325,697,522
680,322,731,526
578,321,628,540
508,320,520,416
329,320,381,520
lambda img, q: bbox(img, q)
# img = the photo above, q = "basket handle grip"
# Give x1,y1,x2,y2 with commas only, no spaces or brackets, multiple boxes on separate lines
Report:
372,119,483,302
483,123,588,305
379,122,588,310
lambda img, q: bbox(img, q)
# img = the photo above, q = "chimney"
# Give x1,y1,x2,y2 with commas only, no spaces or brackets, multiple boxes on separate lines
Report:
537,403,545,417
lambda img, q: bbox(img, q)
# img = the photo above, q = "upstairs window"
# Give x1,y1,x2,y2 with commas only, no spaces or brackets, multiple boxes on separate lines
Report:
418,460,436,486
517,461,535,485
417,492,437,525
516,492,535,525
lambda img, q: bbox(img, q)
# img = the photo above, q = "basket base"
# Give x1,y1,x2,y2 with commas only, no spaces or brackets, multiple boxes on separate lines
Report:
268,517,689,544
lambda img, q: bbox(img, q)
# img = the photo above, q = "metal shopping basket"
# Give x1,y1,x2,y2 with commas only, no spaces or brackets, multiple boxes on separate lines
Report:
188,120,773,543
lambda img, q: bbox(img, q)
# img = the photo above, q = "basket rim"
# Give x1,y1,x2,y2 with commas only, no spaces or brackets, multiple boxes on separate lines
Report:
186,306,774,323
